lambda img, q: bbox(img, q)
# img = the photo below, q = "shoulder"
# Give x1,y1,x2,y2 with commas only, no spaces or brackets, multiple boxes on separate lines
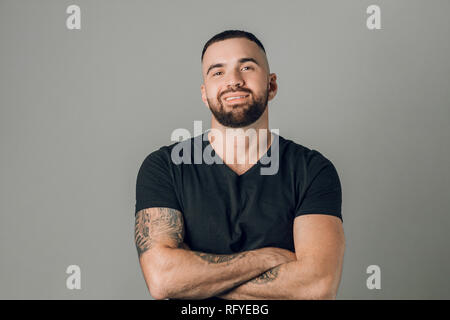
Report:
139,135,196,168
142,144,174,165
279,135,335,169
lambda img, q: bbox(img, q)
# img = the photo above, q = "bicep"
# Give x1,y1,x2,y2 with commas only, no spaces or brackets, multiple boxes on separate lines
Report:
134,207,185,258
293,214,345,285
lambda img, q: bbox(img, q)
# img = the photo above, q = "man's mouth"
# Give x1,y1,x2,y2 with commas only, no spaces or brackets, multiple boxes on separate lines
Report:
223,94,249,102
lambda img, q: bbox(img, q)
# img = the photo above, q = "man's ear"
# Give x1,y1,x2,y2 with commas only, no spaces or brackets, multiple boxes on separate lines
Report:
268,73,278,102
200,84,209,108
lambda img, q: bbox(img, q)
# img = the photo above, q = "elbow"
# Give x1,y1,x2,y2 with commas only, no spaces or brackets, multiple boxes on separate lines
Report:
310,277,338,300
140,248,175,300
292,276,337,300
149,281,169,300
314,287,336,300
146,268,173,300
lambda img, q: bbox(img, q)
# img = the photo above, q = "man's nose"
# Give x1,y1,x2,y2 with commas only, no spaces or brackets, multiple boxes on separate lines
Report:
225,68,245,88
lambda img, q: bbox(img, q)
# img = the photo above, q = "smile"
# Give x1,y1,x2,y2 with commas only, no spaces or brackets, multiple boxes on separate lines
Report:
224,95,249,101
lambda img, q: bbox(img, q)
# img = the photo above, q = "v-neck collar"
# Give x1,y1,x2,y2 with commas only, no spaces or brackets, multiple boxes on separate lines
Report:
201,130,277,178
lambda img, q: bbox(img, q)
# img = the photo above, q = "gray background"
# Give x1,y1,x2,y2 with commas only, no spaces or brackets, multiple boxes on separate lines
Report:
1,0,449,299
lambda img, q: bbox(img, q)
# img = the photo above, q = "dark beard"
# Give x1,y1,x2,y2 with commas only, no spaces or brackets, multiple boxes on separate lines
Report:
207,90,268,128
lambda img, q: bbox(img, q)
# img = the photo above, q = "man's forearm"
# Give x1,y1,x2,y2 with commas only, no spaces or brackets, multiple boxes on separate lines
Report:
216,260,335,300
142,246,288,300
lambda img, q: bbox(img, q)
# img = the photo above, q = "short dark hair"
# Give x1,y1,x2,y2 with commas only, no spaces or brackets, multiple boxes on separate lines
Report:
201,30,266,62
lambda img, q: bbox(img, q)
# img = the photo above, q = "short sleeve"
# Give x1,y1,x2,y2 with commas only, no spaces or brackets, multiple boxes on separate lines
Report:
295,151,343,222
135,149,182,215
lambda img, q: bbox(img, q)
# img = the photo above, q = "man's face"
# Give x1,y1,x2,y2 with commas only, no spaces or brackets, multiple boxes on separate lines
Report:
201,38,277,128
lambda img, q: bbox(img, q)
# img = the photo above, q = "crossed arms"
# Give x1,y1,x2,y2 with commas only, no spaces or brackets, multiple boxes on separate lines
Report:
134,207,345,300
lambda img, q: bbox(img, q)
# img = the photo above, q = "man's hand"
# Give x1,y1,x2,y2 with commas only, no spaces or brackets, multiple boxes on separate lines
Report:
259,247,297,269
180,243,190,250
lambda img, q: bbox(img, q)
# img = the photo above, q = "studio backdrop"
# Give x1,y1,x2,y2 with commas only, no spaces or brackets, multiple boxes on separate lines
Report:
0,0,449,299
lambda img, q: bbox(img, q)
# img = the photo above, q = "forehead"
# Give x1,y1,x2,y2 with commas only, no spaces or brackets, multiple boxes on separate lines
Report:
202,38,267,73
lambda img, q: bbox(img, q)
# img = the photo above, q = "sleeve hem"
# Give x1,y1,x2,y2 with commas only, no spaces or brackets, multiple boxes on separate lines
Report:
295,210,343,222
135,202,182,215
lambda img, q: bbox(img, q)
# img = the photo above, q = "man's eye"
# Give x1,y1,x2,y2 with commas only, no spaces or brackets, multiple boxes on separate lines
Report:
242,66,252,71
213,71,223,76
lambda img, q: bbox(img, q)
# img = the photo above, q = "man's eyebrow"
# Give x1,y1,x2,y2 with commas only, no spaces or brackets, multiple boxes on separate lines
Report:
206,63,224,76
206,57,260,76
238,57,260,66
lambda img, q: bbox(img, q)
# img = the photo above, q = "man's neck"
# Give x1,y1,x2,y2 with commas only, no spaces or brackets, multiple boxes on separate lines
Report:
207,120,273,170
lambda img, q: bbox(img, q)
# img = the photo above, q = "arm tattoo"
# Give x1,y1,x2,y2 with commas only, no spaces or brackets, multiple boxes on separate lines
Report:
135,209,151,256
134,207,185,257
193,252,247,265
249,265,281,284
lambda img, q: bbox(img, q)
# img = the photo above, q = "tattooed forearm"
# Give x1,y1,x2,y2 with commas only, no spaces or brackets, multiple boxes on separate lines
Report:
249,265,281,284
134,207,185,257
193,251,247,265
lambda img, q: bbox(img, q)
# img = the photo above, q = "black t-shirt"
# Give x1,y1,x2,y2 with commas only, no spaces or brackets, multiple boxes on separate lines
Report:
135,130,342,254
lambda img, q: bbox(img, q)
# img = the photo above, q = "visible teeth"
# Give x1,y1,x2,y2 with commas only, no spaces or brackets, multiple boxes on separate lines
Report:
226,95,247,101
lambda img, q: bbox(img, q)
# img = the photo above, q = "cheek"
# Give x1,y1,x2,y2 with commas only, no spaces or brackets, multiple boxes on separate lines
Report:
245,74,267,91
205,84,220,99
